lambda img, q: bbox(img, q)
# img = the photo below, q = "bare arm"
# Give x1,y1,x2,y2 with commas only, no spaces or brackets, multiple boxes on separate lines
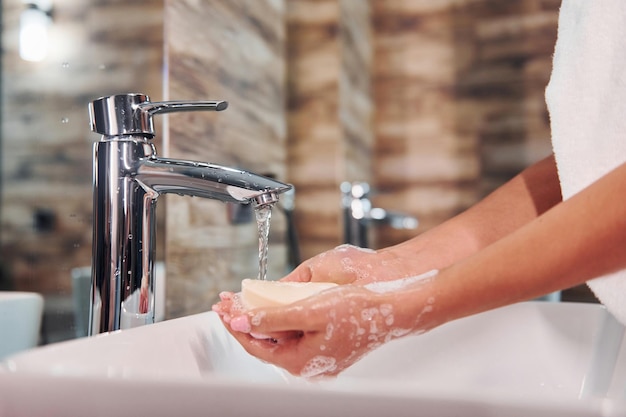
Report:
400,159,626,327
279,155,563,285
291,171,626,374
380,154,563,273
214,156,626,377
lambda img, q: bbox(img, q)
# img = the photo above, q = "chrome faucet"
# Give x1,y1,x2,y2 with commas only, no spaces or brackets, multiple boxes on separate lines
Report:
341,181,418,248
88,93,292,335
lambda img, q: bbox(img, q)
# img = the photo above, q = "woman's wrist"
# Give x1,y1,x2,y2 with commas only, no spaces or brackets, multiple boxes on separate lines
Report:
366,270,445,335
381,218,483,274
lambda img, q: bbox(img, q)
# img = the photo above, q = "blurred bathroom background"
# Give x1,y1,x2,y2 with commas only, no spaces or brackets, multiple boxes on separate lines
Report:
0,0,596,345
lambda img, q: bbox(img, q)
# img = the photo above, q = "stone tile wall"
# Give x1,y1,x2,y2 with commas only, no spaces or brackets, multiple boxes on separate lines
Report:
286,0,373,259
163,0,288,318
1,0,164,294
1,0,570,321
371,0,559,248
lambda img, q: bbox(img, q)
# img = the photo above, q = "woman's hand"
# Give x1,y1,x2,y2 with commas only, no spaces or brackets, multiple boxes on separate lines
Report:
282,244,417,285
213,282,436,377
212,244,441,377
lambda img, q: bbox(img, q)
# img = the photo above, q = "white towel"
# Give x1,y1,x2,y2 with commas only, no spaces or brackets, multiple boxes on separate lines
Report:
546,0,626,324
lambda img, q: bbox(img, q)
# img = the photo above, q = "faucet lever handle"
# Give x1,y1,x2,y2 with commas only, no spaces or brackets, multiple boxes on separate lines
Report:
139,100,228,116
89,93,228,138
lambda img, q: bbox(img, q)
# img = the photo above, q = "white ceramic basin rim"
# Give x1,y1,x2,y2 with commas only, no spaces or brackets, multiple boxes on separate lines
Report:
1,301,625,417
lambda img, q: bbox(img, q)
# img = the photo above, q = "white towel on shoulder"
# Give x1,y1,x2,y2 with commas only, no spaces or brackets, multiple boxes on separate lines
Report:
546,0,626,324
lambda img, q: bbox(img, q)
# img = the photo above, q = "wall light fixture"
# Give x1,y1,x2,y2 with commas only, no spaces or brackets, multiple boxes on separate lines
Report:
19,1,53,62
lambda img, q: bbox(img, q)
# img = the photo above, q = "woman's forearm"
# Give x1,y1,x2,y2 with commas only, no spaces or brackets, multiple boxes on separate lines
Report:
381,154,563,272
423,160,626,326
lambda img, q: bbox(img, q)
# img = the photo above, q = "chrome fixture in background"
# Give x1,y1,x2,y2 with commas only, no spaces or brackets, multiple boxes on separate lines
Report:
88,93,292,335
341,181,418,248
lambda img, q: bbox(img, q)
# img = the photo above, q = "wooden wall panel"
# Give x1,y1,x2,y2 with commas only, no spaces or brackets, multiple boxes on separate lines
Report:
372,0,559,247
286,0,373,260
1,0,568,319
1,0,164,294
164,0,288,318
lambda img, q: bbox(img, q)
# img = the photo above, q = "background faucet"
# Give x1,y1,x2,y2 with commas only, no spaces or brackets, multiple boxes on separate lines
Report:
341,181,418,248
88,93,292,335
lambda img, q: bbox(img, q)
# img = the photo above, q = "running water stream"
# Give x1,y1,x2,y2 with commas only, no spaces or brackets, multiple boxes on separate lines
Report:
254,204,274,281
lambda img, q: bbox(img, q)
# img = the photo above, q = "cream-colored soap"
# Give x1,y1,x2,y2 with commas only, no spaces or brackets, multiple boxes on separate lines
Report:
240,279,338,309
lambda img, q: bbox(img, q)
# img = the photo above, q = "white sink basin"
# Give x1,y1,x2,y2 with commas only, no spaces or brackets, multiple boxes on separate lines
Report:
1,301,625,416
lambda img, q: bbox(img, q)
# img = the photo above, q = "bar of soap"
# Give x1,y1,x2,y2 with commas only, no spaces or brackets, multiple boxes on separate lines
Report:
240,279,338,309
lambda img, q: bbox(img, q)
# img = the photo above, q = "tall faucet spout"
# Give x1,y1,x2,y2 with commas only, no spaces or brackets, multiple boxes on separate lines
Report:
88,93,292,335
136,158,291,203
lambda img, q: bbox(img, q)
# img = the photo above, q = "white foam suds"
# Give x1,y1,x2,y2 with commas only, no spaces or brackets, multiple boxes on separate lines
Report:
364,269,439,294
379,304,393,317
340,257,371,280
360,307,378,321
230,293,244,313
369,321,378,334
300,356,337,378
366,341,382,350
384,328,412,343
324,323,334,340
333,244,376,254
250,310,266,326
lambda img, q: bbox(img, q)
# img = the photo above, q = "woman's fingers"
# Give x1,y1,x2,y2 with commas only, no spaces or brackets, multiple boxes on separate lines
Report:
279,262,313,283
230,302,324,334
